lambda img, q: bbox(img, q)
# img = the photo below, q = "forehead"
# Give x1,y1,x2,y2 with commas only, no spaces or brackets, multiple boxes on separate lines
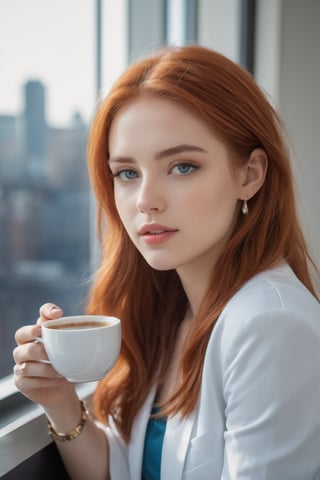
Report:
108,94,219,154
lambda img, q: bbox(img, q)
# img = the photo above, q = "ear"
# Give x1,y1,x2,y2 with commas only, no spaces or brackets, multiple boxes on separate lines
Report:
239,148,268,200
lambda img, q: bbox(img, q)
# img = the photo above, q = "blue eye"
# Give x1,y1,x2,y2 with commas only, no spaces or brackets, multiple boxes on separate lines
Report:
112,169,138,181
171,163,197,175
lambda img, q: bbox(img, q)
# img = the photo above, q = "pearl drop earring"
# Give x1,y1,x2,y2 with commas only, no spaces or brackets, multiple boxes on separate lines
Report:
242,199,249,216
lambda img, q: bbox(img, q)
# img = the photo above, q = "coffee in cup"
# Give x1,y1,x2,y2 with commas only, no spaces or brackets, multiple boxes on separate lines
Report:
46,320,111,330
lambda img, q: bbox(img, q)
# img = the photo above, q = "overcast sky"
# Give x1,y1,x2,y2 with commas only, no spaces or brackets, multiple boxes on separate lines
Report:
0,0,127,126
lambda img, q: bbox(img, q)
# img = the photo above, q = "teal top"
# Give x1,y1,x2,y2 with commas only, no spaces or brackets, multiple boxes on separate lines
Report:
141,406,167,480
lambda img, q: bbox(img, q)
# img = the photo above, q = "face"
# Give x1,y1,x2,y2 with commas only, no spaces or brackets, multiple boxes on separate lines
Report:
108,95,244,277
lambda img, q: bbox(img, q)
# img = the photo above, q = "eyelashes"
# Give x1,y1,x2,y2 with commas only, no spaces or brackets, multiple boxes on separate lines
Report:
110,161,200,182
110,169,138,181
170,162,198,175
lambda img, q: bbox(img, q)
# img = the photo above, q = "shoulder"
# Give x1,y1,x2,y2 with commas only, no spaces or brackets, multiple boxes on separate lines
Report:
212,263,320,363
221,262,319,324
227,263,317,313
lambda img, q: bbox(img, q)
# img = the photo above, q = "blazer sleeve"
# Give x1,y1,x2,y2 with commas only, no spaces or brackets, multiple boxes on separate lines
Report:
220,307,320,479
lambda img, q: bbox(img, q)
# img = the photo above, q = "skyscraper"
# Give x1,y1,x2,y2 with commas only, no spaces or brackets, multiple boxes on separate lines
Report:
24,80,48,179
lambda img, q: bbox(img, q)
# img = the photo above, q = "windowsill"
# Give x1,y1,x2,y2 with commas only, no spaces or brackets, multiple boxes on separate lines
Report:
0,376,19,402
0,378,97,477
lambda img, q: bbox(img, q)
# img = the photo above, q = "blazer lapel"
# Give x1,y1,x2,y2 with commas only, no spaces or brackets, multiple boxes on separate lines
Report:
161,410,196,479
128,387,156,480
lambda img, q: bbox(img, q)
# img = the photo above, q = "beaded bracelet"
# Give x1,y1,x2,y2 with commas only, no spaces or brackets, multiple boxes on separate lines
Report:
48,400,89,442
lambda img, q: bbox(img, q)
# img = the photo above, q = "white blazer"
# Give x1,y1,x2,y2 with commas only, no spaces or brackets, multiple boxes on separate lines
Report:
101,264,320,479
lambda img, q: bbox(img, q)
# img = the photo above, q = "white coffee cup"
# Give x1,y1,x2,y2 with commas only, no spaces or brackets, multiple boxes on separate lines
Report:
37,315,121,382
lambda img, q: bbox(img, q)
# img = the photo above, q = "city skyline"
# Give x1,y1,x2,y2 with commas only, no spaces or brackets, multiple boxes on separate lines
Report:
0,77,88,127
0,76,88,185
0,0,95,126
0,0,127,127
0,71,91,378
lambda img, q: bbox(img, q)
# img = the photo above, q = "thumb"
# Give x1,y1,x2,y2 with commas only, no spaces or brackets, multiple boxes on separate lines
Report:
38,303,63,323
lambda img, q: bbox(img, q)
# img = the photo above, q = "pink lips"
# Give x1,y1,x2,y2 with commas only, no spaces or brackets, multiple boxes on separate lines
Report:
138,224,178,245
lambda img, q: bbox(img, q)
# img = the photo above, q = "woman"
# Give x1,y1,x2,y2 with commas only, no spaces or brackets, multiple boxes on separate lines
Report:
13,45,320,479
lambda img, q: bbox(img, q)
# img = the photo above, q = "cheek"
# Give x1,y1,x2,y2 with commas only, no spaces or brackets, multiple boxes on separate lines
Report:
114,188,132,216
114,193,122,217
114,192,138,239
184,186,238,230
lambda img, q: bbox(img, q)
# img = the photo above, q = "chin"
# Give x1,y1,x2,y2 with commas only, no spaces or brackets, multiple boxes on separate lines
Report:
147,262,175,272
143,256,178,272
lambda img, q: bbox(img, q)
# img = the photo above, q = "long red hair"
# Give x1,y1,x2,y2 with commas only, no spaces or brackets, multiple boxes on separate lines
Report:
86,45,318,441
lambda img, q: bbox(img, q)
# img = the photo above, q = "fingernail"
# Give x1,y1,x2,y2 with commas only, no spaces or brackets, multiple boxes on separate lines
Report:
49,305,62,313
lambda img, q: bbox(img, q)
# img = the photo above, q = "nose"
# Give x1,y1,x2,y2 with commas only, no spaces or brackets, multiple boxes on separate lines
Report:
136,179,166,213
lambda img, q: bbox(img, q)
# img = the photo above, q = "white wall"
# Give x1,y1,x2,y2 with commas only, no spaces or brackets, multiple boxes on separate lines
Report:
254,0,282,105
198,0,240,62
279,0,320,266
254,0,320,266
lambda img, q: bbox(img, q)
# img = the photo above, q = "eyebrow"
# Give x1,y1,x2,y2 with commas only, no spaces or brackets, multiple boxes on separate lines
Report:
109,144,208,164
155,144,208,159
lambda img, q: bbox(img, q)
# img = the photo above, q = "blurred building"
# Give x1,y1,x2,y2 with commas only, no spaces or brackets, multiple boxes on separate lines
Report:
0,114,24,181
23,80,48,180
48,111,88,188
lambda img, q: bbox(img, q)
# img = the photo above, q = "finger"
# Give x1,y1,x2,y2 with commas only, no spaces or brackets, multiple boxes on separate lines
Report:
39,303,63,323
13,340,49,365
14,362,27,376
15,324,42,346
14,369,71,393
14,361,63,379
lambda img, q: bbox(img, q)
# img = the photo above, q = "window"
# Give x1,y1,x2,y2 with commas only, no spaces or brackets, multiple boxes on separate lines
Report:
0,0,95,381
0,2,128,474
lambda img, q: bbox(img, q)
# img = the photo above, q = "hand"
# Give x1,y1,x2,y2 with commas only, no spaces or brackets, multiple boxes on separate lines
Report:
13,303,76,410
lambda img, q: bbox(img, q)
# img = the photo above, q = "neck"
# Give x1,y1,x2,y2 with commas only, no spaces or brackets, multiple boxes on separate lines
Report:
177,262,214,317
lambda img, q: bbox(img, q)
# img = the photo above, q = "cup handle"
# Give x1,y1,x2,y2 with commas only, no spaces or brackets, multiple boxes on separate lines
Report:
34,337,51,364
